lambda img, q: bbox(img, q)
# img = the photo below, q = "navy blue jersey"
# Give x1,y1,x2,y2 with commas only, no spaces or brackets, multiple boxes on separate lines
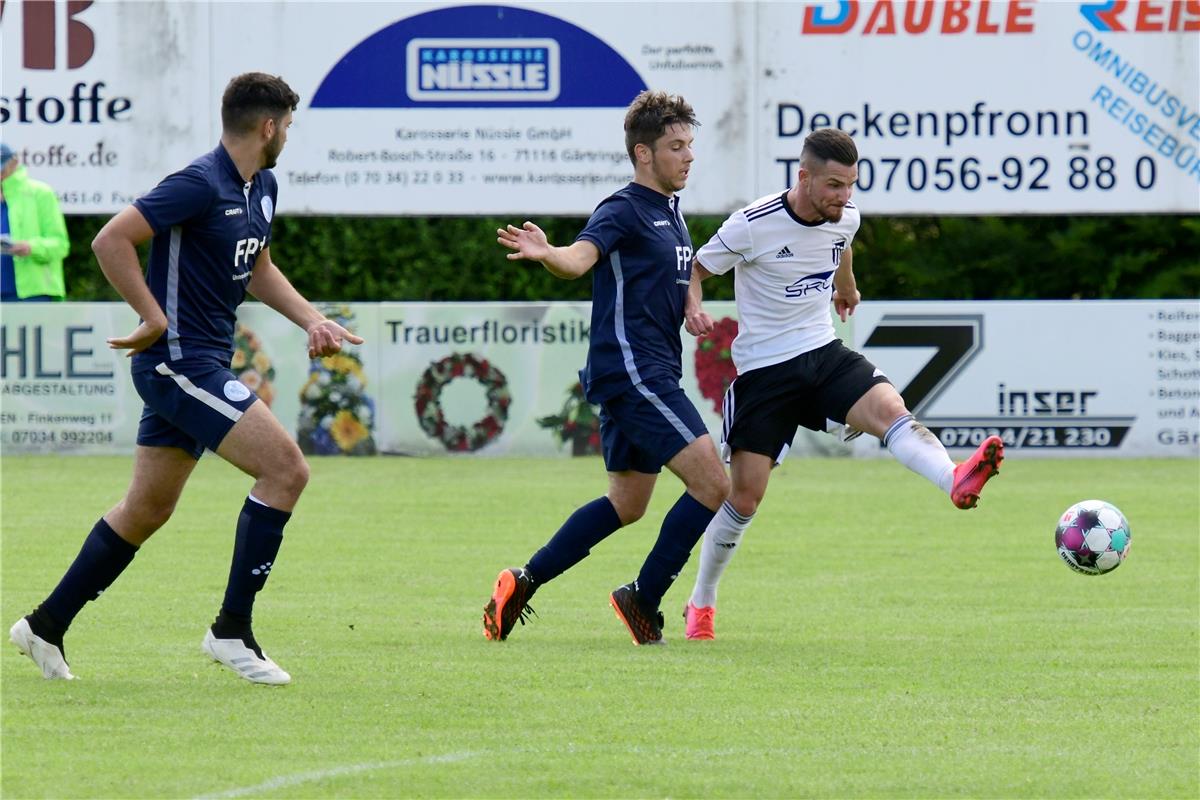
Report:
131,143,278,372
576,182,694,403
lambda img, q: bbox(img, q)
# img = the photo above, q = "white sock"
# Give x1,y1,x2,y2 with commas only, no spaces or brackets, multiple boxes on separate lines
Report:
689,500,754,608
883,414,955,495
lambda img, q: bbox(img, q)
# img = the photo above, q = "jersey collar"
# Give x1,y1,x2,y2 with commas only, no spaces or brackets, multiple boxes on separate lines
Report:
781,191,827,227
625,181,678,210
215,142,253,188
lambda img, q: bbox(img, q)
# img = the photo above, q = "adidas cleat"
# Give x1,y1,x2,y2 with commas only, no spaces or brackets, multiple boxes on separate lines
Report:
202,629,290,685
9,617,75,680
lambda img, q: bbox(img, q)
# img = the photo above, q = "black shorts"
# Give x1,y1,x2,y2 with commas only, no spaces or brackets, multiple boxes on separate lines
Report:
722,339,891,461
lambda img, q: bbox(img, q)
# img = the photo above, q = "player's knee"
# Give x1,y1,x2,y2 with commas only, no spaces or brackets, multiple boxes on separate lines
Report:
609,497,647,526
728,488,761,517
694,471,730,511
118,498,175,537
879,390,910,423
282,456,310,497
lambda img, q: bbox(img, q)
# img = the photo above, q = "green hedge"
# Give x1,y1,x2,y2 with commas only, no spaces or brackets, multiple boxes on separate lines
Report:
62,213,1200,302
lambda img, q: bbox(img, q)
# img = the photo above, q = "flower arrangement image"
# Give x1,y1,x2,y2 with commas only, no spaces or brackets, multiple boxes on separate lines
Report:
537,380,601,456
694,316,739,416
230,323,276,407
297,305,377,456
414,353,511,452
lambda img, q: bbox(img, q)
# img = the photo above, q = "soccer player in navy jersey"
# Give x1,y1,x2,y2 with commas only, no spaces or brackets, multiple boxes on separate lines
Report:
680,128,1004,640
483,90,730,645
8,73,362,684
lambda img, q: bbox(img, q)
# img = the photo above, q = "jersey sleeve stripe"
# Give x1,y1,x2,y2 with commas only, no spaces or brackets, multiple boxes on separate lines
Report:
746,200,785,222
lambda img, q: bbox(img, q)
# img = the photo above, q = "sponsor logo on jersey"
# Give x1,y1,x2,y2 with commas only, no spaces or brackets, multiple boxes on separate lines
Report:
224,207,243,216
233,236,266,270
653,219,671,227
785,270,834,298
775,245,794,259
311,5,644,109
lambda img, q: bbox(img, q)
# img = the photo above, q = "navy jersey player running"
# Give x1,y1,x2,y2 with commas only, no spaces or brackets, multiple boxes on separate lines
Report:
680,129,1004,640
483,91,729,645
9,73,362,684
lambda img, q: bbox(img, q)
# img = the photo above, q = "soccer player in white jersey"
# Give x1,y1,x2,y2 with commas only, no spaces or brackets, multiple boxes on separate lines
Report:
680,128,1004,640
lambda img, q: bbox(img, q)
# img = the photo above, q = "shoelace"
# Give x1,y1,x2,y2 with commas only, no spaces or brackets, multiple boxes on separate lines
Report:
514,603,537,627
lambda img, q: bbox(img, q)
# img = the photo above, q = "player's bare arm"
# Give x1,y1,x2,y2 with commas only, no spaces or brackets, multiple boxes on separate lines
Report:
93,205,167,356
497,221,599,279
684,258,716,337
247,247,364,359
831,245,860,323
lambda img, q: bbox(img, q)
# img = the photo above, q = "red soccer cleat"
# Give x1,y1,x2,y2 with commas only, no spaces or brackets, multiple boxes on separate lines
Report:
683,602,715,641
950,435,1004,510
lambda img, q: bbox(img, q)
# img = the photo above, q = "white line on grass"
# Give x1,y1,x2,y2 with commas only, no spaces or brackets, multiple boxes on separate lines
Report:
192,751,485,799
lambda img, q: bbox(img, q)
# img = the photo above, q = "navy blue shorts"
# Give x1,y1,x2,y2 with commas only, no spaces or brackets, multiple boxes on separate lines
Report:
598,381,709,474
132,359,259,460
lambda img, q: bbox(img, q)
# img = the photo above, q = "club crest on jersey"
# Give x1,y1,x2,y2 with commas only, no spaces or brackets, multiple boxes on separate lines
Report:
785,270,834,298
831,238,846,266
260,196,274,222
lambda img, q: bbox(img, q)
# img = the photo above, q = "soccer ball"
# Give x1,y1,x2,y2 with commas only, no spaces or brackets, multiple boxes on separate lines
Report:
1055,500,1131,575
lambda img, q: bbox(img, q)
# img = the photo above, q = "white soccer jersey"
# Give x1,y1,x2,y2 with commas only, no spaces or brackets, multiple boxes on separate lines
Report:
696,191,860,373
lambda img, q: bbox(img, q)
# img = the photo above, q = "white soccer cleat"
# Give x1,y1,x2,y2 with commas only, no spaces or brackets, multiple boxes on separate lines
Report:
9,617,76,680
202,629,291,685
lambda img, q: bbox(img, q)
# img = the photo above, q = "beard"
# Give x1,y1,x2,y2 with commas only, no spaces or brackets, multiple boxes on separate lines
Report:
263,134,284,169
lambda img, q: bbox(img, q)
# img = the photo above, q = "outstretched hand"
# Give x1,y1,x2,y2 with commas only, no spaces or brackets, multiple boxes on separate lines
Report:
306,319,364,359
497,221,552,262
107,320,166,357
832,288,861,323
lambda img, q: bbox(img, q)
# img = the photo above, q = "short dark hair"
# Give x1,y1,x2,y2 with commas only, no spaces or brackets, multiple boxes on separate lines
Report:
221,73,300,136
624,90,699,165
801,128,858,169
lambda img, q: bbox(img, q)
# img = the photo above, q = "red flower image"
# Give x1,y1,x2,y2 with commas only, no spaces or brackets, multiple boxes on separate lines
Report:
694,317,739,416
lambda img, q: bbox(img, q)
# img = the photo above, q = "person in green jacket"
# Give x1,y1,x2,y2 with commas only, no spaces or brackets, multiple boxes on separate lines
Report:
1,143,69,301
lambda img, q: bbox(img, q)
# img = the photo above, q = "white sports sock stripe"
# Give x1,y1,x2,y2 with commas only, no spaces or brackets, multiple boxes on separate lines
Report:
155,363,244,421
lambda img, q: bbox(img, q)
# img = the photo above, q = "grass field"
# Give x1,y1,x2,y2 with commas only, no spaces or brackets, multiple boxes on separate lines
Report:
1,454,1197,798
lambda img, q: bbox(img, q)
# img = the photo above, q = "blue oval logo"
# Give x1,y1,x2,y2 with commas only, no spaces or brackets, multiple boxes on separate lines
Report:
312,5,646,109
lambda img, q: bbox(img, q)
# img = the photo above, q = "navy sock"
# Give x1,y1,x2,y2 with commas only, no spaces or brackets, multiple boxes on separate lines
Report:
39,518,138,634
219,498,290,620
634,493,718,610
526,497,623,585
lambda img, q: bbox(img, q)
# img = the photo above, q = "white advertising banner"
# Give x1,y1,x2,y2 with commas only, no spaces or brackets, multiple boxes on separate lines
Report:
1,301,1195,459
3,1,1196,216
849,299,1200,457
759,1,1200,214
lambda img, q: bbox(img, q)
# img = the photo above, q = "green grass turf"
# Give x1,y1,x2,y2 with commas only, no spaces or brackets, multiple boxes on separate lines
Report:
2,454,1197,798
